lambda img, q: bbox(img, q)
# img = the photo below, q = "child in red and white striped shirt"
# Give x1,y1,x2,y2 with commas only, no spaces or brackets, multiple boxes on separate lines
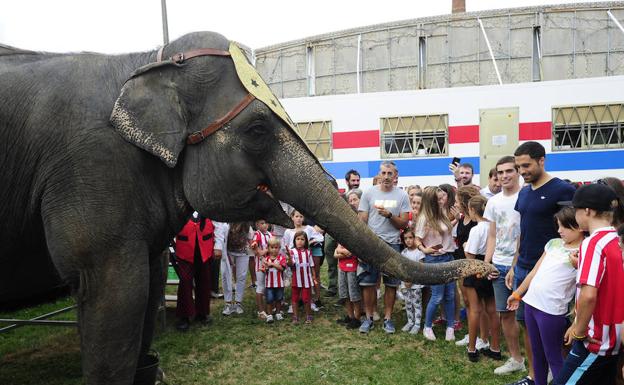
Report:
251,219,273,320
263,238,287,324
287,231,317,324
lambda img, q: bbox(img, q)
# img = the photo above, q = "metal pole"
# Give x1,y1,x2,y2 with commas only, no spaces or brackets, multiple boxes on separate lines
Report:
356,34,361,93
478,18,503,85
0,305,77,333
608,10,624,35
161,0,169,45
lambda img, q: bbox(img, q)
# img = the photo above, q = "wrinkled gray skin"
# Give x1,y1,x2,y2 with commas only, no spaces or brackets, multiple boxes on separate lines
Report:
0,32,494,384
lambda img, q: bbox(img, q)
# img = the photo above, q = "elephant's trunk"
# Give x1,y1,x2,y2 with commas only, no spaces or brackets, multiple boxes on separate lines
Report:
266,135,495,285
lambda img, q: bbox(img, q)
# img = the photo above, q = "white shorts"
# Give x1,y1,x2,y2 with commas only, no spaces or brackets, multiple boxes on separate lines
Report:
255,271,266,294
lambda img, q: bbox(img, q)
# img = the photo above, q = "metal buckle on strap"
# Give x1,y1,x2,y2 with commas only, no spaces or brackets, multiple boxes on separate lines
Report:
187,131,205,144
172,53,185,64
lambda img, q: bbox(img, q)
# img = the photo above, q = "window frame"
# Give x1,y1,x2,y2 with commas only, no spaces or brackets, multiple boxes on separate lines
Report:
380,113,449,159
293,120,333,161
552,103,624,151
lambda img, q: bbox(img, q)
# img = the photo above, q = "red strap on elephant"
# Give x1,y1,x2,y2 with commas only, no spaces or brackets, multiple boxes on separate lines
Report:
157,48,231,64
153,46,255,145
186,93,256,144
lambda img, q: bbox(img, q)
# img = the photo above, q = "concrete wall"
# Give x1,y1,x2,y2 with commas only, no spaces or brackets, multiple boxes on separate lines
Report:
254,2,624,98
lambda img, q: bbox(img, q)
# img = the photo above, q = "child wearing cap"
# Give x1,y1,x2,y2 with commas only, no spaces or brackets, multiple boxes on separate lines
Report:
552,184,624,385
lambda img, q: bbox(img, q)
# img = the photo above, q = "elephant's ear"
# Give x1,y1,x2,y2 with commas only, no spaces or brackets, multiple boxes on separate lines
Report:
110,74,187,168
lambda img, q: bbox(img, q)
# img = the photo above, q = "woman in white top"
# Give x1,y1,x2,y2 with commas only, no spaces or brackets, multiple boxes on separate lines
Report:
506,207,583,385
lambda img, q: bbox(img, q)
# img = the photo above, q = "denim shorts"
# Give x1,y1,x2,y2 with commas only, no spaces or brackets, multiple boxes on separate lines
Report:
265,287,284,304
492,264,513,312
356,243,401,288
513,265,531,322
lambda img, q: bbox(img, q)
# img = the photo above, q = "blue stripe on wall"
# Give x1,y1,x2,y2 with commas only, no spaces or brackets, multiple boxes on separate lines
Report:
321,150,624,178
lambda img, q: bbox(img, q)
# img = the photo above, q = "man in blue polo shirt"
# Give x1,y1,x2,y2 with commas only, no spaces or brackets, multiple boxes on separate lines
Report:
506,141,576,385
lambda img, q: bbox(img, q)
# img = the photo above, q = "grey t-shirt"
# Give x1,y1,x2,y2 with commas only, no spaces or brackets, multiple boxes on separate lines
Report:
358,185,411,244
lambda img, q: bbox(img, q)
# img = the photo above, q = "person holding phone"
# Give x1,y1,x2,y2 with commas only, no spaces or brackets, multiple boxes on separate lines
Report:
415,186,458,342
449,157,479,188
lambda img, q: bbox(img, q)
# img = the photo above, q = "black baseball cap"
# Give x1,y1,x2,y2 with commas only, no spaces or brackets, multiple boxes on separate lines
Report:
558,184,617,211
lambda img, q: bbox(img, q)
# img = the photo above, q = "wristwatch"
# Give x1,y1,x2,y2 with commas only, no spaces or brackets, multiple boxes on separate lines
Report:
387,212,393,219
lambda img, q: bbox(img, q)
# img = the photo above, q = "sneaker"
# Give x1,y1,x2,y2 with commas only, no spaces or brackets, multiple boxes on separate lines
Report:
287,304,293,314
336,315,351,324
210,291,224,299
372,312,381,321
482,348,503,361
222,303,233,316
314,299,324,309
275,313,284,321
346,318,362,329
494,357,526,375
467,349,480,363
265,314,274,324
234,303,244,314
507,376,535,385
383,319,396,334
476,337,490,351
453,320,463,331
257,311,267,320
445,327,455,341
359,319,374,334
455,334,469,346
311,302,320,312
401,322,415,332
433,316,446,325
409,325,420,334
423,327,436,341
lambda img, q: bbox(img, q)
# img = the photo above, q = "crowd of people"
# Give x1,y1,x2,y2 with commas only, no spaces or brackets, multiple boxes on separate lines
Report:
170,141,624,385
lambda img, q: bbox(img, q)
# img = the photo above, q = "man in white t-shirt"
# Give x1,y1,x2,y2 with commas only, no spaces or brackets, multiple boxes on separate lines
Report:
483,156,525,376
480,167,501,199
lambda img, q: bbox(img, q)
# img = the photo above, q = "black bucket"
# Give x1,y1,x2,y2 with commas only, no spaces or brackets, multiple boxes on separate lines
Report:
133,352,160,385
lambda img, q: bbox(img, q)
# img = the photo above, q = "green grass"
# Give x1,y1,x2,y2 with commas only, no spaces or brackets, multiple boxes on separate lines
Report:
1,278,526,385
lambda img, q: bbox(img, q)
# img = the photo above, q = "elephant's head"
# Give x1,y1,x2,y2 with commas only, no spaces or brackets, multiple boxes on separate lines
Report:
110,32,495,284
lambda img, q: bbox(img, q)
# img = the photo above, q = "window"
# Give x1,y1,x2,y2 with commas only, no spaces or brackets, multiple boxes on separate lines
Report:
294,120,332,160
552,104,624,151
381,114,448,158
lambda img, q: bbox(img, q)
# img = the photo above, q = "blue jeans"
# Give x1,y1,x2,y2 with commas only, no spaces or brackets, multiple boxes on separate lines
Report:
424,253,455,328
513,264,531,321
265,287,284,305
492,263,512,312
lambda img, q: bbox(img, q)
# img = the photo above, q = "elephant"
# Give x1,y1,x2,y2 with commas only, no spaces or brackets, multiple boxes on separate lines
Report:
0,32,495,384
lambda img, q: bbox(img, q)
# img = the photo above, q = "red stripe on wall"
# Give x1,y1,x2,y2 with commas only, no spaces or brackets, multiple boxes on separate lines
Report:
448,125,479,144
519,122,551,140
331,121,551,149
333,130,379,149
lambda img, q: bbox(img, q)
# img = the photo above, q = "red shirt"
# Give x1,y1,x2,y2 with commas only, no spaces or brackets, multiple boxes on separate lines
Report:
253,230,273,272
576,226,624,356
174,218,214,263
264,254,287,288
338,255,358,272
290,248,315,288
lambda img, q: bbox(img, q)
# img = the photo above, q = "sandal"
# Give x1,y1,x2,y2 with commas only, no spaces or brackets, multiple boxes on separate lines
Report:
291,316,299,325
305,315,313,324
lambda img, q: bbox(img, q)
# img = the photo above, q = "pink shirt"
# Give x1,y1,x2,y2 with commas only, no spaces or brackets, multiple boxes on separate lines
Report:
414,216,456,254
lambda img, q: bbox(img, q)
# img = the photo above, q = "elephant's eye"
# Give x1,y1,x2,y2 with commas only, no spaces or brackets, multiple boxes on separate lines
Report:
246,123,268,137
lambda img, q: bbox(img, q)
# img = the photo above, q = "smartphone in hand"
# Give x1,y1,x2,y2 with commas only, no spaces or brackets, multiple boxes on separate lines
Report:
431,244,443,250
451,157,461,166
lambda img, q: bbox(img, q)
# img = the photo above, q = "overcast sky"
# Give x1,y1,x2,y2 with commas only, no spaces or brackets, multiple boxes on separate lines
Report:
0,0,600,53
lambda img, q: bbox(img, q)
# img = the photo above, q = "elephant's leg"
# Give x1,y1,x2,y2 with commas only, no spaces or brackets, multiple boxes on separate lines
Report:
77,244,149,385
136,249,168,362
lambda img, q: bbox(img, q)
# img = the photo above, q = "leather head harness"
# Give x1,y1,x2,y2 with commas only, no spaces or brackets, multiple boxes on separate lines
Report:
136,42,296,145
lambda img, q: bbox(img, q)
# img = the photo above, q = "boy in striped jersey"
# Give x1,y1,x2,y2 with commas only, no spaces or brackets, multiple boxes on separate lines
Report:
263,238,287,324
553,184,624,385
251,219,272,320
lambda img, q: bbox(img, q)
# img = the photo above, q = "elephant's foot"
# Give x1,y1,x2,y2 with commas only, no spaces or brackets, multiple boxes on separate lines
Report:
133,352,160,385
